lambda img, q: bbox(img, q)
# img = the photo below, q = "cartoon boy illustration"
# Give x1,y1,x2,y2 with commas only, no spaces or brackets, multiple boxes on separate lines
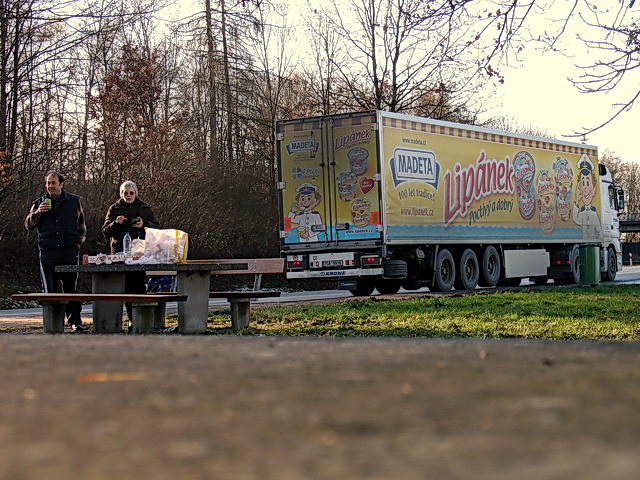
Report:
288,182,323,242
572,155,600,241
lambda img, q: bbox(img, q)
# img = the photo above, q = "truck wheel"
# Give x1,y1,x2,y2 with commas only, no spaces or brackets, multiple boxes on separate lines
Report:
553,245,580,285
454,248,479,291
431,248,455,292
602,247,617,282
569,245,580,284
376,280,401,295
478,246,501,287
349,280,375,296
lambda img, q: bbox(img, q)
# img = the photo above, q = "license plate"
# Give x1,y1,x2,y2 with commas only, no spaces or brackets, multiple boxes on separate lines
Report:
322,260,343,267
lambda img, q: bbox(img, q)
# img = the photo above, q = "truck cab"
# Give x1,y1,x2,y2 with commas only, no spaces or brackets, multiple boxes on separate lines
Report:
599,163,624,279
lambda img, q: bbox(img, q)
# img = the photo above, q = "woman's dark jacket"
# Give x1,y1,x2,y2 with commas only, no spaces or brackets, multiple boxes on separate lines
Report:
102,197,160,254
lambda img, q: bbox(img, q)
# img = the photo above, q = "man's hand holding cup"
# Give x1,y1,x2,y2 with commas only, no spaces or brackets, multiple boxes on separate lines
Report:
39,199,52,213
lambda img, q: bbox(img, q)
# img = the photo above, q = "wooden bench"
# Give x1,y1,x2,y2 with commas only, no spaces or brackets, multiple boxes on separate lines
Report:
11,293,187,334
148,258,285,331
194,258,285,291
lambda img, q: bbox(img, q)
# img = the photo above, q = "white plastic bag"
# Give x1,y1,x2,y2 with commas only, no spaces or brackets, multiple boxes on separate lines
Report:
143,228,189,263
131,238,145,257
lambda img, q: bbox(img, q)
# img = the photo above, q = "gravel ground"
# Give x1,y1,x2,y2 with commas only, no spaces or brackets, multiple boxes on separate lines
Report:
0,335,639,480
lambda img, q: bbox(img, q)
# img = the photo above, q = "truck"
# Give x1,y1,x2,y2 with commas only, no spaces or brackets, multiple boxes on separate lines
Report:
275,111,624,295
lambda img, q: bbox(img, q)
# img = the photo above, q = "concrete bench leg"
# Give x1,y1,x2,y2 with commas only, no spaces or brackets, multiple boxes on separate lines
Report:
153,303,166,329
131,303,157,334
42,303,66,334
230,299,251,331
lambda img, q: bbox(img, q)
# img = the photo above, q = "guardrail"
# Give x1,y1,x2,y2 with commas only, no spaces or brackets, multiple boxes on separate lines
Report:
618,212,640,221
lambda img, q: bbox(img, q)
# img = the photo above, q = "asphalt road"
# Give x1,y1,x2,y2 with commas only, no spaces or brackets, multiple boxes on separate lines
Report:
3,265,640,323
1,336,639,480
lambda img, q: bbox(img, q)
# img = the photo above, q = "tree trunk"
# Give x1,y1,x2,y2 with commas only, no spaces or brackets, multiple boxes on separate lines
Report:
80,67,95,181
204,0,219,174
220,0,233,171
8,0,26,159
0,0,8,156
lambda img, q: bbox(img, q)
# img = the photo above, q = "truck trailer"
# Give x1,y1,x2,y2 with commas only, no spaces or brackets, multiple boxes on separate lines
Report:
276,111,624,295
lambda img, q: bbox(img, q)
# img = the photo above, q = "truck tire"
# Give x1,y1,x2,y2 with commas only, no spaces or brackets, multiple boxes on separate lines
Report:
383,260,408,279
431,248,455,292
556,246,580,284
570,246,580,284
454,248,479,291
478,246,501,287
349,280,375,296
602,247,617,282
376,280,402,295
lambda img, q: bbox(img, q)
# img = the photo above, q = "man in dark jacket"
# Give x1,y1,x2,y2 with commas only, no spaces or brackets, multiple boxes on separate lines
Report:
25,171,87,331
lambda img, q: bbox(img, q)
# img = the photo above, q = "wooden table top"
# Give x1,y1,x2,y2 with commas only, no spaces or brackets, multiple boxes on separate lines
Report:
56,261,248,273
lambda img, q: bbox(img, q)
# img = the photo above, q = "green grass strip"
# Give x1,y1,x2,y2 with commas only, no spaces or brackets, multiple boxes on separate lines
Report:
206,285,640,340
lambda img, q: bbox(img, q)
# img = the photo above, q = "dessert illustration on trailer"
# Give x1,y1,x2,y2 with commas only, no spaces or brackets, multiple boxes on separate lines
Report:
536,169,556,234
287,182,323,242
337,171,358,201
351,197,371,227
553,156,573,222
513,151,537,220
348,147,369,176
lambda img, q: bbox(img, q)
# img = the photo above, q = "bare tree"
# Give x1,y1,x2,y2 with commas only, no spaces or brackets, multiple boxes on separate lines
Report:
303,7,343,114
601,149,640,242
536,0,639,136
309,0,535,116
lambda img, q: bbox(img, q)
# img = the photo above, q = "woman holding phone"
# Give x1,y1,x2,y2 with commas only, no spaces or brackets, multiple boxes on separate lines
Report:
102,180,160,330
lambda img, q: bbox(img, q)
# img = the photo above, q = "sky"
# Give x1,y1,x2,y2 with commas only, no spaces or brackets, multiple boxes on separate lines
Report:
484,47,639,164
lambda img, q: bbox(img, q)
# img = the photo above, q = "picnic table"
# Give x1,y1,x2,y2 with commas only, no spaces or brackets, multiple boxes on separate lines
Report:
57,261,247,334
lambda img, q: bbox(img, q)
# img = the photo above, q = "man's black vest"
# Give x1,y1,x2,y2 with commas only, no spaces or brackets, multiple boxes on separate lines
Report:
36,192,82,250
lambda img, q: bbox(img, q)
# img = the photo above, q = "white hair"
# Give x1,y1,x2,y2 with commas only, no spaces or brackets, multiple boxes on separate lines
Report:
119,180,139,200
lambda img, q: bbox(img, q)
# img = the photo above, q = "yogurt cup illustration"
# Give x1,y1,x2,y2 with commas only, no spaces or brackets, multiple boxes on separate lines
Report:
536,169,556,234
351,197,371,227
337,171,357,201
553,156,573,222
513,151,536,220
348,147,369,176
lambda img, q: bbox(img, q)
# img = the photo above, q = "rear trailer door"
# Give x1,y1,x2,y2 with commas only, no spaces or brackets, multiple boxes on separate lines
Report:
277,113,382,246
329,113,381,242
277,117,330,244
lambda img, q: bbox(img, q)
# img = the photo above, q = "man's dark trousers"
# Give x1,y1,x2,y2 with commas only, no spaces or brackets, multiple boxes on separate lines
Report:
39,247,82,325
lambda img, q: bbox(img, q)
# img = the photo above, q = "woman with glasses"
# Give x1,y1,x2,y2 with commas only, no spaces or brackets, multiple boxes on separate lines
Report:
102,180,160,330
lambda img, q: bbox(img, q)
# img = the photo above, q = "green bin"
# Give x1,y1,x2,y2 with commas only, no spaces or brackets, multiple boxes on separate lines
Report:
579,243,600,286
